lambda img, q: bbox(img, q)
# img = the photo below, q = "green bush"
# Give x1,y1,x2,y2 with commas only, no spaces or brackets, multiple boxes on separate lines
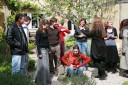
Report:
28,42,36,54
65,36,76,50
0,29,11,74
7,15,15,27
28,58,35,71
0,73,36,85
62,75,96,85
122,81,128,85
0,29,10,55
0,54,11,74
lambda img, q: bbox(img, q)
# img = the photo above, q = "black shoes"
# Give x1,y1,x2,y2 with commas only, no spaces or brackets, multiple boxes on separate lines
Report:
95,73,107,80
119,71,128,78
111,69,117,74
99,75,107,80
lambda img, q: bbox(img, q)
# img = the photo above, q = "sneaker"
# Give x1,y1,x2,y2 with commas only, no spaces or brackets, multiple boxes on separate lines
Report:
99,74,107,80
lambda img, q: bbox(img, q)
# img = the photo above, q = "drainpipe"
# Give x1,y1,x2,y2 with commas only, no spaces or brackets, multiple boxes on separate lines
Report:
119,1,121,23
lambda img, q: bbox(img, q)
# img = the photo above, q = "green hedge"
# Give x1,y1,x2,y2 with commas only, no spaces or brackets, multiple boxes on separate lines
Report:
0,73,36,85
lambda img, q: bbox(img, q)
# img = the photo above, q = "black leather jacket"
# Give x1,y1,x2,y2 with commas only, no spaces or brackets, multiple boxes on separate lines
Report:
6,23,28,55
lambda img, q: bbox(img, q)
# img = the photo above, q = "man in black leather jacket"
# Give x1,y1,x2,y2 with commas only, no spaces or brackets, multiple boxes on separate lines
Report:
6,14,28,75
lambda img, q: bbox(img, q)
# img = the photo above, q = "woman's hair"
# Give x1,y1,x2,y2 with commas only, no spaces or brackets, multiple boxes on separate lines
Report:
90,17,106,38
73,44,80,53
39,19,49,31
119,19,128,31
78,18,87,26
104,20,112,29
104,21,108,30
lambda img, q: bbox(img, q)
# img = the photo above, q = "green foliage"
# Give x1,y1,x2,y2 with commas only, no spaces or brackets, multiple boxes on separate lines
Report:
28,58,35,71
65,36,76,49
5,0,41,12
5,0,21,11
44,0,116,25
0,54,11,74
0,29,11,74
122,81,128,85
0,29,10,55
0,73,36,85
28,42,36,54
7,14,15,27
21,1,42,12
62,75,96,85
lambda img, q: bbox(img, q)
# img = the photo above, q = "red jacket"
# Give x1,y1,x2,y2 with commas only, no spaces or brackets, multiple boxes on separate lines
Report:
57,25,70,41
61,51,91,69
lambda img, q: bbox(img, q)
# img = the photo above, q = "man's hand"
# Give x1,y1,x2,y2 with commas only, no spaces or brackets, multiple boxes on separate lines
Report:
61,29,66,31
39,55,43,59
78,34,85,38
76,65,80,68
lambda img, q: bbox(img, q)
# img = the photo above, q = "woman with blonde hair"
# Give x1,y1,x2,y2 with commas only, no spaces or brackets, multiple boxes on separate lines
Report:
35,19,51,85
81,17,107,80
104,20,119,73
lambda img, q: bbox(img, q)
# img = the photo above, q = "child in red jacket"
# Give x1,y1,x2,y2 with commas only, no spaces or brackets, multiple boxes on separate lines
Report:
61,44,91,77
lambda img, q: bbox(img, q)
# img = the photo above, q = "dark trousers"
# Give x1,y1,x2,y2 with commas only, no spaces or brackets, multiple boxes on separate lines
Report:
105,62,117,72
60,41,65,58
49,53,55,73
92,57,106,76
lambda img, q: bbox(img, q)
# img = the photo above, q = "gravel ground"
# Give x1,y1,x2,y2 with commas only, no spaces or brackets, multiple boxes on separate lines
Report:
29,50,128,85
85,68,128,85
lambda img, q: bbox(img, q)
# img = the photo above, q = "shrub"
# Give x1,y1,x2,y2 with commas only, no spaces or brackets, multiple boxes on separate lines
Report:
65,36,76,50
0,29,10,55
62,75,96,85
7,15,15,27
28,58,35,71
28,42,36,54
0,73,36,85
0,55,11,74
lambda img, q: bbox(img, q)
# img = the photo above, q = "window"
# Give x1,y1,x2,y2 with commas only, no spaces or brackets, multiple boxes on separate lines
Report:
32,14,43,28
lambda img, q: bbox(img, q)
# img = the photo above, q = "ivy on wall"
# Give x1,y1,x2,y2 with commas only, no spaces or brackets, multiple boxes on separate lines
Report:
4,0,41,13
3,0,42,27
5,0,21,12
21,1,42,12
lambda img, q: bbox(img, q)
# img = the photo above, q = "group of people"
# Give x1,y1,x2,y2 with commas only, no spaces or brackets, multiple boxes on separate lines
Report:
6,13,128,85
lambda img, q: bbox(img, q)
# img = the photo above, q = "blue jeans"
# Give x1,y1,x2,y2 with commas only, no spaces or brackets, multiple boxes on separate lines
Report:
66,65,84,77
12,55,26,75
77,41,88,55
